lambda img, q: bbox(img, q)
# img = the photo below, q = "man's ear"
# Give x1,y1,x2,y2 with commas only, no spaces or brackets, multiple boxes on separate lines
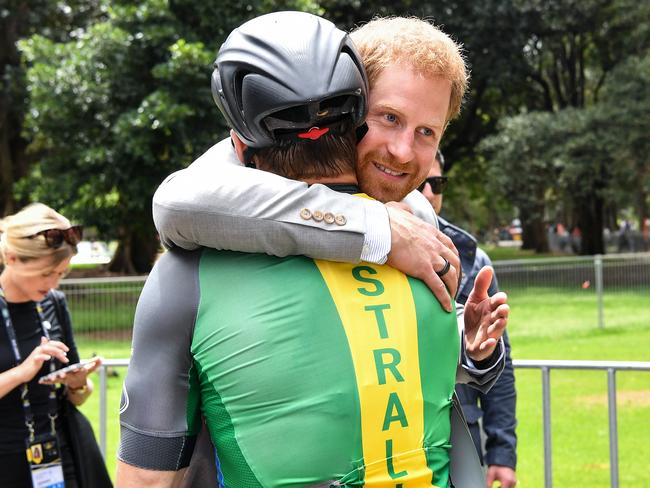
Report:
230,130,248,164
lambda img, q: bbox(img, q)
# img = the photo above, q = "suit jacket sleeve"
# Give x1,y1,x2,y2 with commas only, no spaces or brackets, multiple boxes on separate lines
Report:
455,305,505,392
480,329,517,468
153,138,390,263
474,249,517,468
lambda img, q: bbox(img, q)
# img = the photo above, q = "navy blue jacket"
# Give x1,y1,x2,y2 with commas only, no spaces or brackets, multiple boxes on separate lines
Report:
439,216,518,469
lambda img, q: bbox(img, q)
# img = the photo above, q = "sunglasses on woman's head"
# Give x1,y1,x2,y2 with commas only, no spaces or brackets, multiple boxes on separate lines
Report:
26,226,84,249
418,176,449,194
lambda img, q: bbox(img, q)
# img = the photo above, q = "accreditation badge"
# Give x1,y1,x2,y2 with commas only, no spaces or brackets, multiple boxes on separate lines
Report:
25,433,65,488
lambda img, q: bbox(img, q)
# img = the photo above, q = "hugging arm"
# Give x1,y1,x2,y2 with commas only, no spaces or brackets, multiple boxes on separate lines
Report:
153,139,389,263
153,138,461,308
481,331,517,476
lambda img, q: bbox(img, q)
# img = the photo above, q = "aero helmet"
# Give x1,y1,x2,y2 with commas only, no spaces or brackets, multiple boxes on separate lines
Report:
211,11,368,148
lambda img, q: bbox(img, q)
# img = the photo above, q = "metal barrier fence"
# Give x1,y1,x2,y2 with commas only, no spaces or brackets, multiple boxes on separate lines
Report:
493,252,650,290
60,276,145,339
62,253,650,337
493,252,650,330
97,359,650,488
514,360,650,488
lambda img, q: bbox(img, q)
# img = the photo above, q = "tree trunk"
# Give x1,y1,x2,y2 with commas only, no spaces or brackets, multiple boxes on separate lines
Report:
604,203,618,232
577,195,605,255
0,1,30,216
638,185,649,251
0,115,15,216
521,219,534,250
637,186,647,236
521,215,549,253
108,224,159,275
131,226,160,274
520,196,549,253
108,230,137,275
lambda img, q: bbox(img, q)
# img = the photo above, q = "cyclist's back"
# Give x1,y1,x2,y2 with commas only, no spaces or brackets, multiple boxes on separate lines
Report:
120,247,459,487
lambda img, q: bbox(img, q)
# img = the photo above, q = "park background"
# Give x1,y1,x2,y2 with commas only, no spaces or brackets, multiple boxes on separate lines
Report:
2,0,649,486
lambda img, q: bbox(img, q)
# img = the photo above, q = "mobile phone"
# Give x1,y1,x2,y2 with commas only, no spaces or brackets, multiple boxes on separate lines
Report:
38,358,97,384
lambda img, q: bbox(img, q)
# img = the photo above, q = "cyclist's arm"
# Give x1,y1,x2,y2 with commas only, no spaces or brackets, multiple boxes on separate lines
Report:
118,250,202,474
116,461,185,488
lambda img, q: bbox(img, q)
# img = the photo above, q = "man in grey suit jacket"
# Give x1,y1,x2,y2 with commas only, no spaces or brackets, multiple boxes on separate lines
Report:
154,22,465,314
154,16,509,375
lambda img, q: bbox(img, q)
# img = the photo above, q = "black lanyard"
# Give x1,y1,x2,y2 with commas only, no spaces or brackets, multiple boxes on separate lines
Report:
0,290,59,441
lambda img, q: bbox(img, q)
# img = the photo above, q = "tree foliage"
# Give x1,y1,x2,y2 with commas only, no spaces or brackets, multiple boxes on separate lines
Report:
0,0,104,215
479,0,649,253
585,54,650,234
9,0,650,271
482,51,650,254
19,2,204,272
17,0,318,272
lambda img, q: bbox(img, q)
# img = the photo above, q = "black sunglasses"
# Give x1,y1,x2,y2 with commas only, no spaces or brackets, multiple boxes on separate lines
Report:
418,176,449,194
26,225,84,249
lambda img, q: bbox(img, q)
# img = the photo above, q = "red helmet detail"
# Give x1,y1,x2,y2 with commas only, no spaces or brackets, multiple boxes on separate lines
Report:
297,127,330,140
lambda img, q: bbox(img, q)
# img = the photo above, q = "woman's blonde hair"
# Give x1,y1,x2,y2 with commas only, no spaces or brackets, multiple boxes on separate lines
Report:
351,16,469,124
0,203,78,268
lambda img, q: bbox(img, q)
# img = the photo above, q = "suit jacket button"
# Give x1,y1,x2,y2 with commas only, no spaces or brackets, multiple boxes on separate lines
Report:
313,210,324,222
323,212,335,224
300,208,312,220
334,214,347,226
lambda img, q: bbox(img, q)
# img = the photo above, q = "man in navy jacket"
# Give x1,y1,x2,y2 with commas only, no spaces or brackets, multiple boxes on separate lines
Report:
421,151,518,488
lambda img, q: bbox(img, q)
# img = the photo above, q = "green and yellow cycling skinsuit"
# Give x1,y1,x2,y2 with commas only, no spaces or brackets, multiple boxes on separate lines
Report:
119,246,459,487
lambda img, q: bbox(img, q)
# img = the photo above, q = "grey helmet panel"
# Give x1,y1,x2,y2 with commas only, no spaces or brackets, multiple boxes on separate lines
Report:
211,11,368,148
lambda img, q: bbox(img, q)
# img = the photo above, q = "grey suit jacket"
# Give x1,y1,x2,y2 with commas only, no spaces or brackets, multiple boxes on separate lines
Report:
153,137,504,390
154,138,389,261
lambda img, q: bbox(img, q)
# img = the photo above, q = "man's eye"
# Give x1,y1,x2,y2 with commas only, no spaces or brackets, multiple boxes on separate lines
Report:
385,113,397,123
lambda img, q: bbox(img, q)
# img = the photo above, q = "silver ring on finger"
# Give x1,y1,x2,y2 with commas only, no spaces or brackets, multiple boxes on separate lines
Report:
436,257,451,278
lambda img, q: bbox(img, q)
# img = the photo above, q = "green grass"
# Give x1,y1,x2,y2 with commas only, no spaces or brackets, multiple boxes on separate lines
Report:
72,287,650,485
77,373,123,480
480,244,562,261
504,286,650,339
64,281,141,332
69,263,104,270
76,338,132,359
74,339,131,478
70,301,135,332
514,367,650,487
502,286,650,487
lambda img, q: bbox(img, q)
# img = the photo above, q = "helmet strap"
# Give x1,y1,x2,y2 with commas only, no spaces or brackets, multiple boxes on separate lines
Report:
243,147,258,168
355,123,369,143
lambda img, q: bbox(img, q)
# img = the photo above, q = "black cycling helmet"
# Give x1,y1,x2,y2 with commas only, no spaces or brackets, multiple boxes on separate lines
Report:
211,11,368,149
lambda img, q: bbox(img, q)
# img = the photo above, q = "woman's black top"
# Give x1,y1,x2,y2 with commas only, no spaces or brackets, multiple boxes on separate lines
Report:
0,290,79,454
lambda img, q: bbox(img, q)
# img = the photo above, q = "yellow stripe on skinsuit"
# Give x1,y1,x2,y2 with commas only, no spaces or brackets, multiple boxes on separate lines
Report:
315,260,436,487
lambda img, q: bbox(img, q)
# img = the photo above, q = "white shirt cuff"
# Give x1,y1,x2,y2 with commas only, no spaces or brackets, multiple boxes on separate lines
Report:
360,201,391,264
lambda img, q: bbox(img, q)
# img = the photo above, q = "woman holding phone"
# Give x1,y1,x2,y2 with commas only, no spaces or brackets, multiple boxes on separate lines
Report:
0,203,106,487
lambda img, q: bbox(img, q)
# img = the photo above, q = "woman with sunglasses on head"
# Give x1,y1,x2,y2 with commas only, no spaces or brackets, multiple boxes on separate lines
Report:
0,203,108,488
